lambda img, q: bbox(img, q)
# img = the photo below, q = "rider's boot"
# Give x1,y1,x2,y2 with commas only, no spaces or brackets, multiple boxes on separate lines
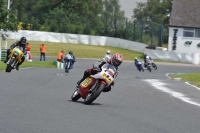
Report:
76,70,90,88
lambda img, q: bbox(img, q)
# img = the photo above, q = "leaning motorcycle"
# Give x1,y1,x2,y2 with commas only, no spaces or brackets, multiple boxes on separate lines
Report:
135,61,144,72
5,46,24,72
146,59,152,72
64,58,72,73
71,63,116,105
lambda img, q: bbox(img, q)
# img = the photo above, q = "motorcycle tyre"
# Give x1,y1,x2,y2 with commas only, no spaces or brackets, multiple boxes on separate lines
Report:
148,66,151,72
84,83,105,105
71,89,81,101
5,58,15,72
152,63,157,70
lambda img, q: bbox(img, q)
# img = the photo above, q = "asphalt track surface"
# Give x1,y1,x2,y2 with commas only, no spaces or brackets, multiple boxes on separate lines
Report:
0,58,200,133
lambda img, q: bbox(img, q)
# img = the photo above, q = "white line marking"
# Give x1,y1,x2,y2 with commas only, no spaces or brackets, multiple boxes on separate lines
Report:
166,73,172,79
165,73,200,91
185,82,200,91
145,79,200,107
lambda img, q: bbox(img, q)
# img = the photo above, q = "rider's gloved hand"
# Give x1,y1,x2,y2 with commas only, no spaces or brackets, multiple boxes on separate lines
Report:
93,67,101,72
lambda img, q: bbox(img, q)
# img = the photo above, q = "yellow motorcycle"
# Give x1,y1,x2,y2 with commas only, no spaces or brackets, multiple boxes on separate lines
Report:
5,46,24,72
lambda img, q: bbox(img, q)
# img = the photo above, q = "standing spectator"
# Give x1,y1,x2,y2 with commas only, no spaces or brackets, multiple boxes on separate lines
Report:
26,42,32,62
40,43,46,61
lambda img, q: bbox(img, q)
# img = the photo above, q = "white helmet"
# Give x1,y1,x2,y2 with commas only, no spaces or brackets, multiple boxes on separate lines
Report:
146,56,149,59
107,50,111,54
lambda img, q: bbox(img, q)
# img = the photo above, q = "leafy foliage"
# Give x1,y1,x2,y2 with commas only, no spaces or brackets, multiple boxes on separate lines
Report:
0,0,18,32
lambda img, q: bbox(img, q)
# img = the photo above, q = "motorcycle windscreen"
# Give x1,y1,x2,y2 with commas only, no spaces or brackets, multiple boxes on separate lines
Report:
79,77,96,99
102,63,116,77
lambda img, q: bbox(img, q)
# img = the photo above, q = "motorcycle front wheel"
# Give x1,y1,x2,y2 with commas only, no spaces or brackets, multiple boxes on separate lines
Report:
5,58,15,72
84,83,105,105
152,63,157,70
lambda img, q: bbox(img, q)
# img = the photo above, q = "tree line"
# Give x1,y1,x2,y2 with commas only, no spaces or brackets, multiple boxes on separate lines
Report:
1,0,172,44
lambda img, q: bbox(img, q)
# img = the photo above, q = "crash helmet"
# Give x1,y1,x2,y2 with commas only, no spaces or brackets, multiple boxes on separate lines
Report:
69,51,73,55
134,57,138,61
107,50,111,54
19,37,27,46
111,53,123,67
146,56,150,59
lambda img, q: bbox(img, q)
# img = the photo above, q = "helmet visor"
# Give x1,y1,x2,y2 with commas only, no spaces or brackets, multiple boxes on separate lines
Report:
113,59,121,67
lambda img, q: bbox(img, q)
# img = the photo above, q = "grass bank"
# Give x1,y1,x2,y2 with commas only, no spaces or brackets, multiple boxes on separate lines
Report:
2,40,144,60
170,73,200,87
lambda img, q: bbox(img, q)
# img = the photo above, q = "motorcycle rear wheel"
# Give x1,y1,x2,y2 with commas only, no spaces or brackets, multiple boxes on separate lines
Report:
71,89,81,101
84,83,105,105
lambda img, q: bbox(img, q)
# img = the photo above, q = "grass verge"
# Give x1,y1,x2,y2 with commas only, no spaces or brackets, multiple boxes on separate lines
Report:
1,40,144,60
170,73,200,87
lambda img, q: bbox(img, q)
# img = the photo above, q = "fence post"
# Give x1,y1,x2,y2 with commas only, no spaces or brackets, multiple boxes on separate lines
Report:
158,24,163,47
125,18,128,39
133,20,136,41
140,20,143,43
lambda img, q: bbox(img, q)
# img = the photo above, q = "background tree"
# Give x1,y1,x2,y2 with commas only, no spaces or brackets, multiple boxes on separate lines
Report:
0,0,18,40
133,0,172,43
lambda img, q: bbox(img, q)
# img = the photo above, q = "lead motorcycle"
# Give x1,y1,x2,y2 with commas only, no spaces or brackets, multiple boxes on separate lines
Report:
5,46,24,72
71,63,116,105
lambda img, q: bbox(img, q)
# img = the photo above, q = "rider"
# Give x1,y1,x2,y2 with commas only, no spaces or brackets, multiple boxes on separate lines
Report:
143,54,152,67
134,57,143,70
69,51,76,68
76,53,124,92
104,50,111,60
4,37,27,70
64,51,74,65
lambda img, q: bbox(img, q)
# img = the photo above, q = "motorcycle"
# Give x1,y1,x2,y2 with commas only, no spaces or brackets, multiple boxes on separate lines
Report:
135,61,144,72
64,54,75,73
150,60,157,70
5,46,24,72
146,59,152,72
64,58,73,73
71,63,116,105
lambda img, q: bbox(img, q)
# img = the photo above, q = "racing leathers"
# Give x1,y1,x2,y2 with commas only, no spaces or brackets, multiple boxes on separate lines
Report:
77,58,119,92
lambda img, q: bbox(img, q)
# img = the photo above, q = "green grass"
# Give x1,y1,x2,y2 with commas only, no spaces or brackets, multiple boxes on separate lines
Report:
171,73,200,87
1,40,144,60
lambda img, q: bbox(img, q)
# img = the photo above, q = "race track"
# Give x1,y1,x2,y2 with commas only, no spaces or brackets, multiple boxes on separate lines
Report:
0,59,200,133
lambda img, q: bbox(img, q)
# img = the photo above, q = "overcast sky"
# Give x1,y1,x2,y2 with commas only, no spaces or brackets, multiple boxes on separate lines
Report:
119,0,147,19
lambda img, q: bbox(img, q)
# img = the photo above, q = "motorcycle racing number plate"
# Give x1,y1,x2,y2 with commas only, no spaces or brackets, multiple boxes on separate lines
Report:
81,77,92,88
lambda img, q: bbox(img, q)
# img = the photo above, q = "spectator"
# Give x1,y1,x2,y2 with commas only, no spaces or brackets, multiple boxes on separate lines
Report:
26,42,32,62
40,43,46,61
57,50,64,62
57,50,64,69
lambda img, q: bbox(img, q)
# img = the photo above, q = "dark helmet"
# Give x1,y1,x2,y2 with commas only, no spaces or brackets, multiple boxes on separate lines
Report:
111,53,123,67
69,51,73,55
20,37,27,46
